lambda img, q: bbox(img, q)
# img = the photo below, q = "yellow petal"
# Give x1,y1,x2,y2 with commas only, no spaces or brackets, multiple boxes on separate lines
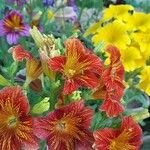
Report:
103,4,134,21
126,12,150,32
139,66,150,95
92,20,131,49
120,46,142,71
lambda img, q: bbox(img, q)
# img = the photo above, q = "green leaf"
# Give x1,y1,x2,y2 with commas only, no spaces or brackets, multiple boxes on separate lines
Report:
8,61,18,77
32,97,50,115
94,41,105,54
123,88,149,108
0,0,5,10
91,111,121,131
77,0,103,9
0,74,12,86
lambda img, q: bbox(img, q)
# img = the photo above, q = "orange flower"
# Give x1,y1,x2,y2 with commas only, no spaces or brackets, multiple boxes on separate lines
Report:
93,45,125,117
48,38,103,95
9,45,43,84
93,116,142,150
34,100,94,150
102,45,124,90
100,95,124,117
9,45,32,61
0,87,39,150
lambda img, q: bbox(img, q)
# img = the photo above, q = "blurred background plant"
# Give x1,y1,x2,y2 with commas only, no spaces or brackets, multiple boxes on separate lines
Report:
0,0,150,149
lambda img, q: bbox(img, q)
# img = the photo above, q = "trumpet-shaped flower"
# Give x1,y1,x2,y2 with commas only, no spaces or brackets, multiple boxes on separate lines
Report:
34,100,94,150
0,87,39,150
103,4,134,21
92,21,130,49
48,38,103,95
93,116,142,150
0,10,30,45
139,66,150,96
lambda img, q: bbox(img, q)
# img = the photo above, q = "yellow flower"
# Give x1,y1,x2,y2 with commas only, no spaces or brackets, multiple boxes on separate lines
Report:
120,46,142,71
92,20,131,49
47,9,54,20
126,12,150,32
103,4,134,21
132,32,150,60
139,66,150,95
83,20,102,37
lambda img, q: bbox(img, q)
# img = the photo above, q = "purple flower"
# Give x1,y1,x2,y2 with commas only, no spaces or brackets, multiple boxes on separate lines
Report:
43,0,54,7
67,0,78,13
0,10,30,45
6,0,28,7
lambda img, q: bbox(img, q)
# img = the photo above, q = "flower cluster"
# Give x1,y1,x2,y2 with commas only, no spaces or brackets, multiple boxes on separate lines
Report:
0,26,143,149
85,4,150,96
0,1,149,150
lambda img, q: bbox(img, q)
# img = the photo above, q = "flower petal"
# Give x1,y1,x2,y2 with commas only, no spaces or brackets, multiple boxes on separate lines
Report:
100,98,124,117
7,33,19,45
48,56,66,72
93,128,119,150
19,24,30,36
120,116,143,149
0,20,6,36
63,79,80,95
9,45,33,61
64,37,85,56
76,71,99,88
0,86,29,114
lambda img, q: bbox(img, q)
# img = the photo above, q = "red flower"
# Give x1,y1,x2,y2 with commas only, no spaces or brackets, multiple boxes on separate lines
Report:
93,116,142,150
34,100,94,150
100,96,124,117
48,38,103,95
9,45,42,84
9,44,32,61
102,45,124,91
0,87,39,150
92,45,125,117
